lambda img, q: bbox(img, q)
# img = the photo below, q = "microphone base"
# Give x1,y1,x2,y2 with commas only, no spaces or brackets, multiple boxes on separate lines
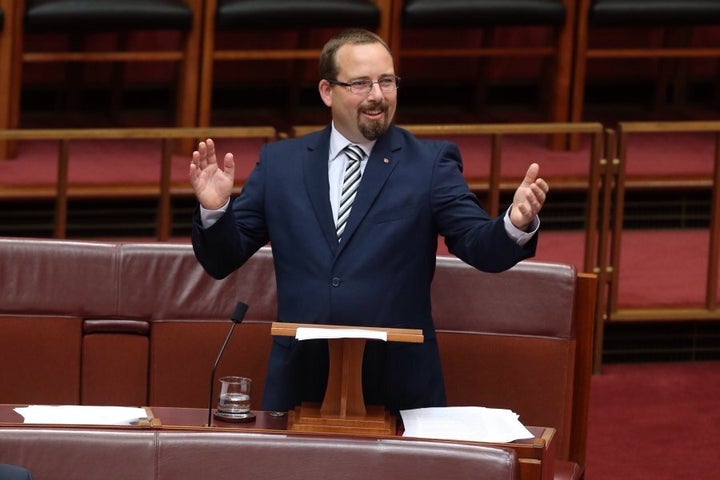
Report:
213,410,256,423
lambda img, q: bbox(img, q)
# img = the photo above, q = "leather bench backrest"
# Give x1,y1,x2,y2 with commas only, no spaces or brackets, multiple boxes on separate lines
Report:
117,244,277,321
0,427,518,480
157,431,518,480
0,428,157,480
0,238,118,316
122,244,277,409
0,238,119,404
431,256,578,460
432,257,576,337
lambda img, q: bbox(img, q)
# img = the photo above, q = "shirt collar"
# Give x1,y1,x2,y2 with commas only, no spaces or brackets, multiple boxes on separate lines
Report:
329,122,375,161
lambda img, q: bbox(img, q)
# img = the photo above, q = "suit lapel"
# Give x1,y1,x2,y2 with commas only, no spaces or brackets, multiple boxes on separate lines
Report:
302,127,339,253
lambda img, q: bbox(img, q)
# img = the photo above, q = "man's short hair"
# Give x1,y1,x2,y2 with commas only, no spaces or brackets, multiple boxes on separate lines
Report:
319,28,392,81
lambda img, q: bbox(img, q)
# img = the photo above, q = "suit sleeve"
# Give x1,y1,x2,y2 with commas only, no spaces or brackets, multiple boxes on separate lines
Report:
191,148,271,279
431,142,537,272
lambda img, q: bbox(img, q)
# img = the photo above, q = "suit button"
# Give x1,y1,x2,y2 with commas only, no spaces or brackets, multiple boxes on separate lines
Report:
331,277,341,287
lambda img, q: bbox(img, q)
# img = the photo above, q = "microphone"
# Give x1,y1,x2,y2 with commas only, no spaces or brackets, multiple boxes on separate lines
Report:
207,301,249,426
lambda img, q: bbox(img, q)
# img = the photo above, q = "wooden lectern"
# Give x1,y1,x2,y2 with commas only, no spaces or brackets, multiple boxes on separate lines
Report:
270,323,424,436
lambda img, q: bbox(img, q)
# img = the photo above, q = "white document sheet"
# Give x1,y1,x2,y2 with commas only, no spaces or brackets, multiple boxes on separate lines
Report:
400,406,535,443
295,327,387,341
14,405,150,425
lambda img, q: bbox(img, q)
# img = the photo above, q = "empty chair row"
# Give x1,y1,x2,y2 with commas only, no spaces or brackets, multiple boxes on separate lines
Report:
0,0,719,158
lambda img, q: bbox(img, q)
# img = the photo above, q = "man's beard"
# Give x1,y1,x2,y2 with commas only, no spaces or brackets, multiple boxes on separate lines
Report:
358,105,391,140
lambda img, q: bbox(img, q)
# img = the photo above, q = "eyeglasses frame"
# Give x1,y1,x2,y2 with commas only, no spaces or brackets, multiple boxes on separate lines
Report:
327,76,401,95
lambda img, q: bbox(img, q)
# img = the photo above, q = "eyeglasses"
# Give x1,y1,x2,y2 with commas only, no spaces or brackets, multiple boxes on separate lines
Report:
327,76,401,95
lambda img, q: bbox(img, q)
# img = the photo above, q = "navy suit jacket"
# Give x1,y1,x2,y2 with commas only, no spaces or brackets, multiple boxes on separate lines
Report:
0,464,33,480
192,124,537,412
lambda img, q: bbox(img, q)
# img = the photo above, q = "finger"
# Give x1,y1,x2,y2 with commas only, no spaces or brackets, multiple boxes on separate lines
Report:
196,141,209,169
206,138,216,162
529,183,547,203
222,152,235,173
189,152,202,187
529,192,544,215
190,150,200,172
535,177,549,194
521,163,540,187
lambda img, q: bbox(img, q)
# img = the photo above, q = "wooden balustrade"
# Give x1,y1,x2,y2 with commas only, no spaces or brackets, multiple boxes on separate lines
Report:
0,126,278,240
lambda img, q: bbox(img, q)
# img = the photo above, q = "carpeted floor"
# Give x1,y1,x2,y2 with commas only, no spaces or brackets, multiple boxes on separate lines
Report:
586,361,720,479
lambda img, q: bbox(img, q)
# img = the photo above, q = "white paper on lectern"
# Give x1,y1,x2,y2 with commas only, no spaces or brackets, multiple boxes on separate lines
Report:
295,327,387,341
400,406,534,443
14,405,150,425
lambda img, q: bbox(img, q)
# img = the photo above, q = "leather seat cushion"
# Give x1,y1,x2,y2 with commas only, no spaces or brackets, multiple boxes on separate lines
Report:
590,0,720,26
216,0,379,29
25,0,193,31
403,0,566,28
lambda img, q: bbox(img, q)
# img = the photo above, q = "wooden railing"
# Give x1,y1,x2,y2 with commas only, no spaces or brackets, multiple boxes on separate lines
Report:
0,127,278,240
608,121,720,323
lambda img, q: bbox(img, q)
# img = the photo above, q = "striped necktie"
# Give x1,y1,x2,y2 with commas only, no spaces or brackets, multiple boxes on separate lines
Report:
336,144,363,240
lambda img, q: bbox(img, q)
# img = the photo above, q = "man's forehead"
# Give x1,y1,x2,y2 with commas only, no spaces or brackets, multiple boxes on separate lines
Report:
336,43,395,75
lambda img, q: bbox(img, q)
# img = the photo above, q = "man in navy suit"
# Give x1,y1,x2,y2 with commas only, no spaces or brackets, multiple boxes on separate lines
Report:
0,464,33,480
190,29,548,413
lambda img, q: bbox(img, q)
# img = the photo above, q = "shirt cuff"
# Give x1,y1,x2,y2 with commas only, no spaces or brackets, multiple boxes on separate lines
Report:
199,199,230,228
503,206,540,247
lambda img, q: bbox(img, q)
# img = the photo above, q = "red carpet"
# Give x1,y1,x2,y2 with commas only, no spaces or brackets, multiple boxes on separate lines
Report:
586,361,720,479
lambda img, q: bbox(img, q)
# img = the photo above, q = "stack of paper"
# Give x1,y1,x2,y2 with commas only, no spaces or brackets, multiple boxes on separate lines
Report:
295,327,387,341
400,406,534,443
14,405,150,426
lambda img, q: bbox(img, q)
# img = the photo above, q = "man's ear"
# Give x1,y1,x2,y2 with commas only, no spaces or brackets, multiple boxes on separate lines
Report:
318,79,333,107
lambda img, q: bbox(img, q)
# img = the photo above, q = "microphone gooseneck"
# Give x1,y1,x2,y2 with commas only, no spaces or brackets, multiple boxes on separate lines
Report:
207,301,248,426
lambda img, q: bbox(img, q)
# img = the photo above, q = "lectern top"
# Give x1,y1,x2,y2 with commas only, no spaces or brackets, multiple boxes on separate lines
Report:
270,322,424,343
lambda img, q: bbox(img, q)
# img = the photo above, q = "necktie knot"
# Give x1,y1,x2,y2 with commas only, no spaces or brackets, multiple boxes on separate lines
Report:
344,144,364,164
